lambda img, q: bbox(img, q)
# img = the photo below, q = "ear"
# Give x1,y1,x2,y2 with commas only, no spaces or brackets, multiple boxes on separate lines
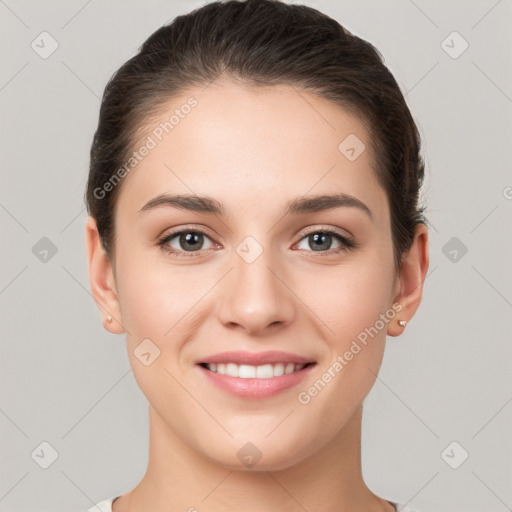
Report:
387,223,429,337
85,216,125,334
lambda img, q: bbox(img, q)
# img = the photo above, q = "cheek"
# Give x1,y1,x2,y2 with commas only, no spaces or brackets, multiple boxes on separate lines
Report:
297,247,395,407
113,258,190,410
295,267,394,436
304,255,395,342
114,248,195,340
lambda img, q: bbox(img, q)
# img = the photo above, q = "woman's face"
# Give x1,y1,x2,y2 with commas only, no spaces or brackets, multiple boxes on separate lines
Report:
102,79,404,470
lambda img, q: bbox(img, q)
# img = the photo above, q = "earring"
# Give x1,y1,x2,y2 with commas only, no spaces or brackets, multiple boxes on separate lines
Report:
398,320,407,327
106,315,113,323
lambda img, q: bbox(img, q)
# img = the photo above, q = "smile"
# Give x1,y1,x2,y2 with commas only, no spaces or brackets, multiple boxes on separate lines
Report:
197,361,316,400
200,362,312,378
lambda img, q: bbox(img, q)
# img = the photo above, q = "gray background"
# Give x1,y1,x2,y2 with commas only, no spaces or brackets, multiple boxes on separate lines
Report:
1,1,511,511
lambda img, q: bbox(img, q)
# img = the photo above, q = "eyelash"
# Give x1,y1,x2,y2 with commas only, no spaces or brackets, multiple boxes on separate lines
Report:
157,227,358,259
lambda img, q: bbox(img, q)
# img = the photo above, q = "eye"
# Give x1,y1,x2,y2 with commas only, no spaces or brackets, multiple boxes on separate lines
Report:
294,229,356,255
157,226,357,259
157,228,218,258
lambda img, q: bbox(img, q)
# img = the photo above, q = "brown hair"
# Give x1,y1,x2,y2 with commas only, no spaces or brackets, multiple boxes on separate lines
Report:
85,0,426,268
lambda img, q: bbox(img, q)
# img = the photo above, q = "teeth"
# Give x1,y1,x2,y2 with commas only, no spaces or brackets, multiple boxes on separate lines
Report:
205,362,307,378
226,363,239,377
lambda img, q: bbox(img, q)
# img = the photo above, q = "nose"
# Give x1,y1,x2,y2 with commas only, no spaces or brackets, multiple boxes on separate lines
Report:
216,247,296,336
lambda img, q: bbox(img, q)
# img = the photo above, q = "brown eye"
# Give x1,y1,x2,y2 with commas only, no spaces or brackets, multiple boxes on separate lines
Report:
174,232,206,251
295,230,356,255
158,229,216,258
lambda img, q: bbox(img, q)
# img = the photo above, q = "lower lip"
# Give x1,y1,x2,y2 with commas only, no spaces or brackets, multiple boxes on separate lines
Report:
197,364,316,400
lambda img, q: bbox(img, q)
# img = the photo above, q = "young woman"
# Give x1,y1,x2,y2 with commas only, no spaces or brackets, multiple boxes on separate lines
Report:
84,1,429,510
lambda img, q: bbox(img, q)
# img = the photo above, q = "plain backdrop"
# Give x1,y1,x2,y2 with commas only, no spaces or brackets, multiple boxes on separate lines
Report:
1,1,511,511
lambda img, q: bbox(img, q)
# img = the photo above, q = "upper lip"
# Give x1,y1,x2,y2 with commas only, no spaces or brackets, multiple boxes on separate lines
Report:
197,351,315,366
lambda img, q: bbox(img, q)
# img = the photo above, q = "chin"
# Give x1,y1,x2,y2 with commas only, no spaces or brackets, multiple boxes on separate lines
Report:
199,434,314,473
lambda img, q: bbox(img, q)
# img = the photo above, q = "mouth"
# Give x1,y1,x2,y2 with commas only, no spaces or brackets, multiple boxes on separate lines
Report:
195,351,317,399
198,361,315,378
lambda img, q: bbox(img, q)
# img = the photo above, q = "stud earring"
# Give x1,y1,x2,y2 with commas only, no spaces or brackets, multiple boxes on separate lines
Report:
106,315,113,323
398,320,407,327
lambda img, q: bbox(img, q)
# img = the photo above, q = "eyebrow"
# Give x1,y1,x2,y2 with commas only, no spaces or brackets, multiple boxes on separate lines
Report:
138,192,372,220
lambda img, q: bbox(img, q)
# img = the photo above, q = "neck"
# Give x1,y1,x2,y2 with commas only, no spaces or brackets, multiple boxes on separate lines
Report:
116,404,392,512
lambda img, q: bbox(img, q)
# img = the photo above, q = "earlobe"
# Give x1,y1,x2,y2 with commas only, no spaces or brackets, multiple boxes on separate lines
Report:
85,216,125,334
387,224,429,337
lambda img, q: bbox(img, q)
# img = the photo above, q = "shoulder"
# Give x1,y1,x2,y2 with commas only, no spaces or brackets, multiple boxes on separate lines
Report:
392,503,423,512
81,496,118,512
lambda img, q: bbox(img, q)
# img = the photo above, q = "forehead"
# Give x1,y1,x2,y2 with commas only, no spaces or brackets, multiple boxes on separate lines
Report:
115,79,389,225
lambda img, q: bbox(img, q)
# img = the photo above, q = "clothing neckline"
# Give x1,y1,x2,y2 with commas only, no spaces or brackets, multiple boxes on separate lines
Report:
108,496,399,511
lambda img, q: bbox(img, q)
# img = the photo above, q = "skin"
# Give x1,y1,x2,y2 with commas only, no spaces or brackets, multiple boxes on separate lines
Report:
86,77,429,512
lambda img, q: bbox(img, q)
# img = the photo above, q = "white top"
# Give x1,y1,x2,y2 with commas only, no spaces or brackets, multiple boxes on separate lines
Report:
84,496,421,511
